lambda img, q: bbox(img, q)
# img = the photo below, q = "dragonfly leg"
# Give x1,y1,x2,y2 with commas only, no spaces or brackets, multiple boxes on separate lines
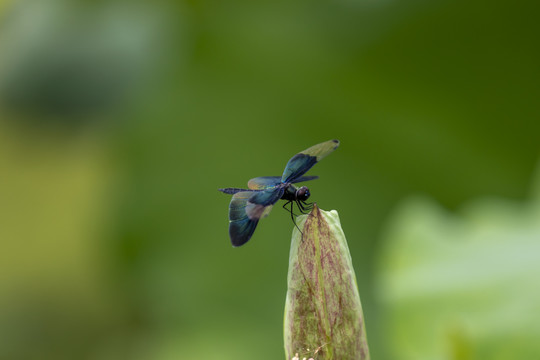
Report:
302,201,314,211
288,201,304,240
283,200,301,217
297,200,312,214
282,200,291,211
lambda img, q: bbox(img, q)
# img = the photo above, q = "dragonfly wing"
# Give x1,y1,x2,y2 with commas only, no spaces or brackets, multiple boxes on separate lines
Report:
228,187,284,246
281,139,339,183
290,175,319,183
248,176,282,190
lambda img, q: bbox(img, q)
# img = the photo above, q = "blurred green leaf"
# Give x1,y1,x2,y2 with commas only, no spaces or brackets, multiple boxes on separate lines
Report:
377,165,540,360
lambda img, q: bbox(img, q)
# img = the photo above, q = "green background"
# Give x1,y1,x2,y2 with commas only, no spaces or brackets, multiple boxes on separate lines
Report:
0,0,538,359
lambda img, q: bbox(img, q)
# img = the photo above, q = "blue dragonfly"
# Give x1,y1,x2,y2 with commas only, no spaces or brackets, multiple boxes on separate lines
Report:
219,139,339,246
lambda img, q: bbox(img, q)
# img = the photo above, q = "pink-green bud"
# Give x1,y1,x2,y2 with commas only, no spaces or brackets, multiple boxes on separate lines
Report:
284,205,370,360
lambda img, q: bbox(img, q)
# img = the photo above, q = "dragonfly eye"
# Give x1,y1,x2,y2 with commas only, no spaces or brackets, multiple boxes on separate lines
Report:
296,186,310,201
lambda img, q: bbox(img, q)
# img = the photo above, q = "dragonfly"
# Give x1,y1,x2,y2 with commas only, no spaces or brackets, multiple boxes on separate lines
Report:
219,139,339,247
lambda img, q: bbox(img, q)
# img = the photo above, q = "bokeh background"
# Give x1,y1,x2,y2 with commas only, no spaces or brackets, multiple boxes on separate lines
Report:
1,0,539,359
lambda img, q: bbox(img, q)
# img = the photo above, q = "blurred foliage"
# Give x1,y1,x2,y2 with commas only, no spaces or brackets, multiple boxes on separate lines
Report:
377,165,540,360
0,0,166,123
0,0,538,359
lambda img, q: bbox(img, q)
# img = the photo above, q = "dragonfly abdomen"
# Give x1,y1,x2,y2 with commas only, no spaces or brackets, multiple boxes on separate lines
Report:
219,188,254,195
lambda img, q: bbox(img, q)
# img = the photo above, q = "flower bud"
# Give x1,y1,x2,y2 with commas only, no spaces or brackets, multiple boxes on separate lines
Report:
284,205,370,360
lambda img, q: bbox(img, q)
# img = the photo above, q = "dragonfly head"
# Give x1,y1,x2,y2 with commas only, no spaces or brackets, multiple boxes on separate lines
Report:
296,186,311,201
